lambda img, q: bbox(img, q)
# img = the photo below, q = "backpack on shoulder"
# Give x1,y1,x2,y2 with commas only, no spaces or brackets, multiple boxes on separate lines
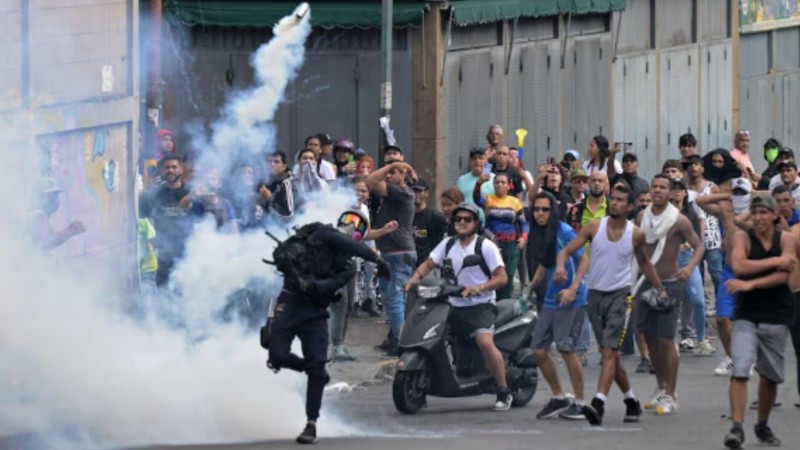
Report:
443,236,492,278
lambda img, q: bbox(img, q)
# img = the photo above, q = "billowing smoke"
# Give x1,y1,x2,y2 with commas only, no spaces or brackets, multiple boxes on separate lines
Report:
0,3,360,448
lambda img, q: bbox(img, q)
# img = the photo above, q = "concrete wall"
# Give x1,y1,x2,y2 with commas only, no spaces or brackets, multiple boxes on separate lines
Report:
0,0,139,290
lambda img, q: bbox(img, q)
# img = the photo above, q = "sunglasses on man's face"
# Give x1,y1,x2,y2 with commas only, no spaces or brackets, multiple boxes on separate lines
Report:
453,216,475,224
532,206,551,213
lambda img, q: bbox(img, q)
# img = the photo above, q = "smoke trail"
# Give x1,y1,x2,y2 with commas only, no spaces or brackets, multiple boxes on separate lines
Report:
0,3,362,448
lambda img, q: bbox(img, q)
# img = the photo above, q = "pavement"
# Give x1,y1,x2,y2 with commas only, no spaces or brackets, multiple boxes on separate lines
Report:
5,285,800,450
134,341,800,450
326,313,396,388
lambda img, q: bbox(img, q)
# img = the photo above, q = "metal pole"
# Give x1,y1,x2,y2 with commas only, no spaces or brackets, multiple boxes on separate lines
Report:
380,0,393,151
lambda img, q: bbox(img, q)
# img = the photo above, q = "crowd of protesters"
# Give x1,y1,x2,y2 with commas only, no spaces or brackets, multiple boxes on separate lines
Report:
129,125,799,448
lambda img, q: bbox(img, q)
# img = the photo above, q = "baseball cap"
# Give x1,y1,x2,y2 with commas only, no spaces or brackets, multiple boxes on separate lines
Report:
750,194,776,213
569,168,588,181
670,178,688,190
778,161,797,171
469,147,486,158
564,149,580,160
410,177,429,191
731,177,752,195
383,144,403,154
778,147,795,158
315,132,333,146
622,152,638,162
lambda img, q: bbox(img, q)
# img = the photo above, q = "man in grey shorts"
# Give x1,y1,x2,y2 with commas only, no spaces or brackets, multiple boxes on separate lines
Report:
634,175,704,416
556,185,667,426
722,194,796,449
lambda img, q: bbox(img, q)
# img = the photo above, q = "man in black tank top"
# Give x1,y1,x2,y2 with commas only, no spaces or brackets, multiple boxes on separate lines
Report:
722,194,796,449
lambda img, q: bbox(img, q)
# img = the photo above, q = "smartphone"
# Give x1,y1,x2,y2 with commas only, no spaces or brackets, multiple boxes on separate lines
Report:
482,162,494,175
621,142,633,150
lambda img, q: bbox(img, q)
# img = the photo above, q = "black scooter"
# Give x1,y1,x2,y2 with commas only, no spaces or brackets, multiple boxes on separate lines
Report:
393,255,539,414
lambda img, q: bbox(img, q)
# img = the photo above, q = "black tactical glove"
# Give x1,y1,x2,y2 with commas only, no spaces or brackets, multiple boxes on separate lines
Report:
376,258,392,279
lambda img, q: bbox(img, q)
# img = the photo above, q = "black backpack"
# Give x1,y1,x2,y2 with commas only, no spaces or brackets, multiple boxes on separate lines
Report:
444,236,492,278
264,222,328,285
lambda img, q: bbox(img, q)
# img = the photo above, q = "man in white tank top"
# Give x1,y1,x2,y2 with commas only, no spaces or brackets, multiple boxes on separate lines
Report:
555,185,667,426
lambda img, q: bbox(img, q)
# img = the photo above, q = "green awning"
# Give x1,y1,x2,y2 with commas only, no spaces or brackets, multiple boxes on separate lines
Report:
165,1,428,29
450,0,626,26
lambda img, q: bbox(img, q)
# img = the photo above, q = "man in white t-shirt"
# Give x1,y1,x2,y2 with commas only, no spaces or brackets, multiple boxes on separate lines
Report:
404,202,511,411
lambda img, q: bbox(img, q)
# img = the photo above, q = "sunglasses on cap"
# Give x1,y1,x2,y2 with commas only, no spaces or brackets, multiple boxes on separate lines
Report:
337,212,368,240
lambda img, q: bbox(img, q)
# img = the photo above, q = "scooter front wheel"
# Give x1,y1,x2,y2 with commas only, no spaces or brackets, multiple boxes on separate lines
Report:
393,371,427,414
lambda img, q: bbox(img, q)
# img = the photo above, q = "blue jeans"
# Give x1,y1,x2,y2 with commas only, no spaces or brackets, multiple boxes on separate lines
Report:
379,252,416,348
678,248,706,341
702,247,723,302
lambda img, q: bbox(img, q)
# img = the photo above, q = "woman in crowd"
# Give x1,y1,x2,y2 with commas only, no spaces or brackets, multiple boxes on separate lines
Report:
440,187,465,237
582,135,622,176
474,173,528,299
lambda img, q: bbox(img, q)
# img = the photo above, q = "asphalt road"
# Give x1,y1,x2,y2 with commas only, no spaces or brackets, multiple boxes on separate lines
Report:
133,348,799,450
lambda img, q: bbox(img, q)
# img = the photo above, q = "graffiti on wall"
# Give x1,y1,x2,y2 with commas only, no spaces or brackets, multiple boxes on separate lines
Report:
38,124,130,259
741,0,800,32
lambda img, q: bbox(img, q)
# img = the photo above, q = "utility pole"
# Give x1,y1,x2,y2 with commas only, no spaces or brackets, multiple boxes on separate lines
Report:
380,0,393,152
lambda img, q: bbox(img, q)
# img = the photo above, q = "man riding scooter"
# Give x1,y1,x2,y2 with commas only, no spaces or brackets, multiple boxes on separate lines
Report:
404,202,512,410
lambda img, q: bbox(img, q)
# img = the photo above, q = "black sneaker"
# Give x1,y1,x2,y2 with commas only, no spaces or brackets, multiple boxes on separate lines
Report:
296,423,317,445
635,357,653,374
374,339,390,352
581,403,601,426
724,426,744,449
493,388,513,411
362,298,382,318
590,397,605,426
536,397,570,419
754,423,781,446
558,402,586,420
623,397,643,423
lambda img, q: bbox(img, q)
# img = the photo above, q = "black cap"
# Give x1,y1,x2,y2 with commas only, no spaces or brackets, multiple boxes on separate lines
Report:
469,147,486,158
315,132,332,146
777,161,797,171
383,144,403,154
410,177,429,191
671,178,688,190
779,147,795,158
622,152,638,162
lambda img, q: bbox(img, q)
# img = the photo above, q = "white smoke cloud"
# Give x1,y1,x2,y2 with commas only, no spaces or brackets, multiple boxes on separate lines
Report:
0,3,363,448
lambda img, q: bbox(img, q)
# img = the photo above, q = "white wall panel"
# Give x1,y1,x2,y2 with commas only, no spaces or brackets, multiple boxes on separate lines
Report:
613,52,658,180
660,46,699,159
700,41,732,152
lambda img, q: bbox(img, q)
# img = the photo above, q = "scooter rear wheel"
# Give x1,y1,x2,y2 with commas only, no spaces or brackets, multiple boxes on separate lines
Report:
393,371,427,414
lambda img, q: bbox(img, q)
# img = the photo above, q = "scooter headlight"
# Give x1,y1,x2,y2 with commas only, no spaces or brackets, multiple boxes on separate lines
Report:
423,323,441,340
417,285,442,299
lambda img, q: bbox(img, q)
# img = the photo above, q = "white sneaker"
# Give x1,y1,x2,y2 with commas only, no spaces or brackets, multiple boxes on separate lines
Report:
644,388,667,410
679,338,696,352
714,356,733,376
654,395,678,415
693,339,716,356
705,306,717,317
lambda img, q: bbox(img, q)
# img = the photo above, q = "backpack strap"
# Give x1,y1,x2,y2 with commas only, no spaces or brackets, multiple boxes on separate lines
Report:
444,236,456,257
473,236,492,279
445,235,492,279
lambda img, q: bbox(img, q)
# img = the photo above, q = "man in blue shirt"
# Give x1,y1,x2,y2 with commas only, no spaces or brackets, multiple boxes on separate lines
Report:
528,192,598,424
